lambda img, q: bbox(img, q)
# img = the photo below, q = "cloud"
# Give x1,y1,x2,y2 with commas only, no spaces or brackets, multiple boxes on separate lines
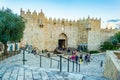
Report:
107,19,120,22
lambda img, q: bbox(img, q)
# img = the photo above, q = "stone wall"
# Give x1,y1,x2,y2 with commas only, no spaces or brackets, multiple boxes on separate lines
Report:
20,9,120,51
104,51,120,80
100,29,120,43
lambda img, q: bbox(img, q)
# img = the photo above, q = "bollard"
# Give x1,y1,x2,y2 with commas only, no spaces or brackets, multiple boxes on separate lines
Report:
72,61,74,72
40,55,42,67
23,49,25,65
60,55,62,72
50,58,52,68
79,64,80,72
67,59,69,72
76,62,78,72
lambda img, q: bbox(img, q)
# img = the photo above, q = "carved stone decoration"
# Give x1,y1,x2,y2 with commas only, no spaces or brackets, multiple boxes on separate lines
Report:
85,22,91,30
53,22,56,25
39,24,44,28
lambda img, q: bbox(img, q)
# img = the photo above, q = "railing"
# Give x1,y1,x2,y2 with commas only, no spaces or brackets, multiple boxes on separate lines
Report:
57,55,80,72
0,49,80,72
22,49,60,69
19,49,81,73
38,54,60,69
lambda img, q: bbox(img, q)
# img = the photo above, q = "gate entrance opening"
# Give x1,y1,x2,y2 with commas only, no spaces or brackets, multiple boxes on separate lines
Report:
58,39,65,49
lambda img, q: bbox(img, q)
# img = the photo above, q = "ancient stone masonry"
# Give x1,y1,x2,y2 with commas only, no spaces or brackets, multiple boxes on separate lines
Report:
104,51,120,80
20,8,120,51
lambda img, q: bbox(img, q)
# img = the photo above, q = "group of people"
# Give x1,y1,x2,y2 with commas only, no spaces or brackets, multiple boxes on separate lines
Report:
31,49,37,55
84,53,91,64
69,50,91,64
69,50,79,62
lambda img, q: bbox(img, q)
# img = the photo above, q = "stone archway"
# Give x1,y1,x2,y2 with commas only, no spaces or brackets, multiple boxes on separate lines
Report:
58,33,67,49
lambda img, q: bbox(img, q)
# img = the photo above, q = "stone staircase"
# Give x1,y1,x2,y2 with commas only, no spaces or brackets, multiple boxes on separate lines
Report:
0,64,83,80
0,50,108,80
0,51,84,80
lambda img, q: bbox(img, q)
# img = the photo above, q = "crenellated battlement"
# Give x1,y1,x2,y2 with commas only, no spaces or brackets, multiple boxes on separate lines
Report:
21,8,43,16
20,9,101,27
101,29,120,33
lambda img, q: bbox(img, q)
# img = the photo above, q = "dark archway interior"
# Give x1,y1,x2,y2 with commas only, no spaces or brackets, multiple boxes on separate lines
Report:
58,39,65,49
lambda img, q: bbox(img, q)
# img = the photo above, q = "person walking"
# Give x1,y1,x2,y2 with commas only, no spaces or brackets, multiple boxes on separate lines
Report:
79,53,83,64
67,48,70,55
70,53,76,62
87,53,91,62
100,60,103,67
84,54,88,64
75,54,79,63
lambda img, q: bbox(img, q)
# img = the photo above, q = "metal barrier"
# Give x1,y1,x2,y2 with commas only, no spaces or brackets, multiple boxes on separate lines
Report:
38,54,60,69
57,55,80,72
0,49,81,73
22,48,60,69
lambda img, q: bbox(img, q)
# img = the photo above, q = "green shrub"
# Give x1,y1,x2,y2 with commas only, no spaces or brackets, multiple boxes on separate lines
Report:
47,53,50,57
89,51,99,54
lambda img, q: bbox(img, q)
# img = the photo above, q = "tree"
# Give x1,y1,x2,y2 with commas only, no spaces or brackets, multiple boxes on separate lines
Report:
100,32,120,51
100,41,113,51
0,8,25,55
114,32,120,43
109,36,118,46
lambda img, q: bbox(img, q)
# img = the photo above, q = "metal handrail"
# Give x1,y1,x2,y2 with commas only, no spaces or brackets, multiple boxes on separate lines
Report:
22,48,80,72
38,54,60,62
57,55,80,72
24,49,60,69
36,53,60,69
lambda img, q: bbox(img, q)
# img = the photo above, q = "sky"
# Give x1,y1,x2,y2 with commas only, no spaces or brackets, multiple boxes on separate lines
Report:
0,0,120,28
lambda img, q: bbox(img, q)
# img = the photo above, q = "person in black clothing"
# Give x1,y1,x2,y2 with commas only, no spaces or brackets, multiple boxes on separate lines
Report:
100,60,103,67
84,54,88,64
67,48,70,55
42,49,43,53
75,55,79,63
80,54,83,60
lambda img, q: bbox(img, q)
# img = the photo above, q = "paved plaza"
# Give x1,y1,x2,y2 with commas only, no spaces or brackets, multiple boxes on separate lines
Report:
0,51,107,80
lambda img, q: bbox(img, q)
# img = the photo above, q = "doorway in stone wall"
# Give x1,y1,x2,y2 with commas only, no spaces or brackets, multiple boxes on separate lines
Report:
58,39,65,49
58,33,67,50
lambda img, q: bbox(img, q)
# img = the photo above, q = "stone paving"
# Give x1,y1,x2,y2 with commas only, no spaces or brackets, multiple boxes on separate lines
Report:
0,51,83,80
0,64,83,80
0,51,108,80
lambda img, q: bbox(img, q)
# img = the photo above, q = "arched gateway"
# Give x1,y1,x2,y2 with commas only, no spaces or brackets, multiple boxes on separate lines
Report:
58,33,68,49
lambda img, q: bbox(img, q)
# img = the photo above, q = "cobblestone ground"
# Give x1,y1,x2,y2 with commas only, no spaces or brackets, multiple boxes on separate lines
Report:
80,53,107,80
0,51,107,80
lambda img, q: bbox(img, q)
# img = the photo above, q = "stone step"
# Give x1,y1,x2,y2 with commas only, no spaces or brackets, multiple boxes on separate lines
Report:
32,71,42,80
0,67,7,78
40,71,49,80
